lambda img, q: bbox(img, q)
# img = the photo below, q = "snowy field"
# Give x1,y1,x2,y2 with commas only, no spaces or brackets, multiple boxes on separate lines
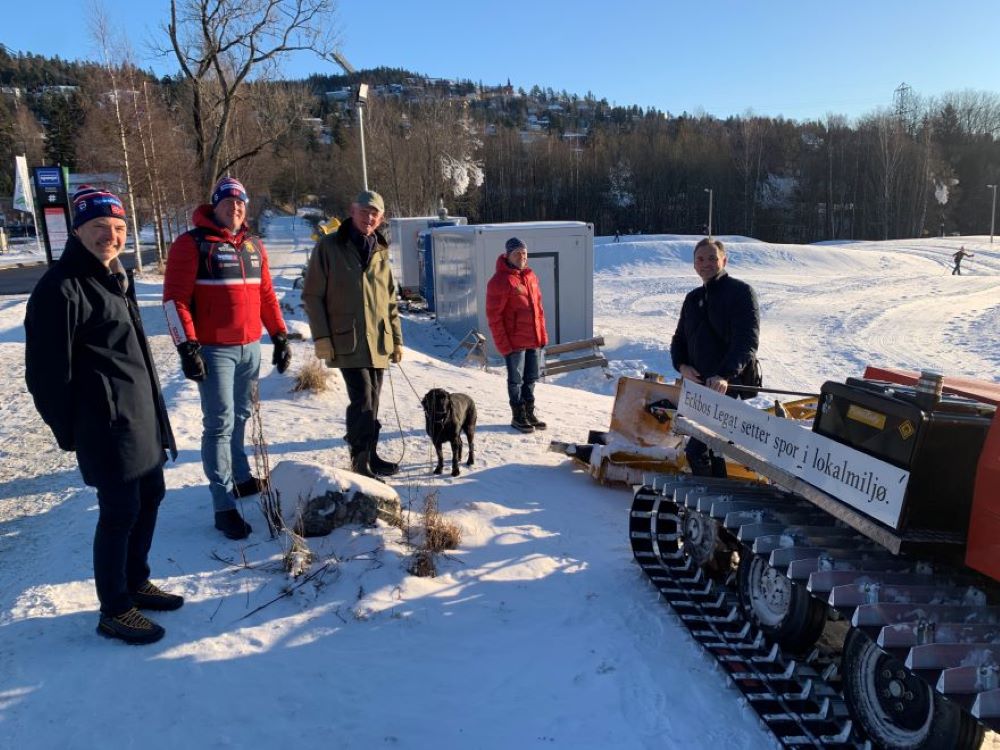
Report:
0,215,997,749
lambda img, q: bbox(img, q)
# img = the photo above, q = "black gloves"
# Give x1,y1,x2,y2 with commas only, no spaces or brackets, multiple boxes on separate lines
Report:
272,333,292,374
177,341,207,382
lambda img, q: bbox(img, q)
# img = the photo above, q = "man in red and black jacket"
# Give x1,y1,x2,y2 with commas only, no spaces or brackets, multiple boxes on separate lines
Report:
163,177,290,540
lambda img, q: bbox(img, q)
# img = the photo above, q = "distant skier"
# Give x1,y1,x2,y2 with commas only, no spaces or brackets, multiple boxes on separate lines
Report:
951,246,974,275
614,229,620,242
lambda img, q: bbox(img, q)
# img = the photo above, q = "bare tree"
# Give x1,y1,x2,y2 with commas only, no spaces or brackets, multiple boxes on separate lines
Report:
90,6,144,270
867,111,906,240
166,0,339,195
731,112,769,236
364,97,483,216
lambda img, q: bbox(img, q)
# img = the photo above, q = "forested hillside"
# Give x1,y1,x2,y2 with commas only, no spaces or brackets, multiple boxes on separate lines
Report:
1,44,998,244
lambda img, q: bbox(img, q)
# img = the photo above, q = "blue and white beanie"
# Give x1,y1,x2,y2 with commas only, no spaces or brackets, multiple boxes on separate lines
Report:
72,188,127,229
211,177,249,207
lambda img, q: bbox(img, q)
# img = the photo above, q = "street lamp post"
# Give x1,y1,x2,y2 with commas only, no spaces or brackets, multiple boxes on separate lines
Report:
704,188,714,237
988,184,997,244
356,83,369,191
328,51,370,191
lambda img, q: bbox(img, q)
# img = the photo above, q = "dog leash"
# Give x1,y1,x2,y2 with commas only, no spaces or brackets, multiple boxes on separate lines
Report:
392,360,424,400
384,360,433,467
384,363,409,466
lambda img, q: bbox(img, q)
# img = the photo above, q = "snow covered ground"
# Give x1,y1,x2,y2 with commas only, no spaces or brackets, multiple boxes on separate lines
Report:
1,215,997,749
0,237,45,267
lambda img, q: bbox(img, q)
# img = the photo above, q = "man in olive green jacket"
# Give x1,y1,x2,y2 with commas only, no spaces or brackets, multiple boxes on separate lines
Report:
302,190,403,479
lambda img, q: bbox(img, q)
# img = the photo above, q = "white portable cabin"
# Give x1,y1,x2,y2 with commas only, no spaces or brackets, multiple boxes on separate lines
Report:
429,221,595,357
388,215,467,296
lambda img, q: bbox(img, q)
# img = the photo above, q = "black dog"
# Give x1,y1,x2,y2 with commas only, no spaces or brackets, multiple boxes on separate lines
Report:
421,388,477,477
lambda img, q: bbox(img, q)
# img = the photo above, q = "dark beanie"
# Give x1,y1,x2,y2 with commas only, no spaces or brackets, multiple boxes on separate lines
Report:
71,184,101,203
212,177,249,207
505,236,526,254
72,189,127,229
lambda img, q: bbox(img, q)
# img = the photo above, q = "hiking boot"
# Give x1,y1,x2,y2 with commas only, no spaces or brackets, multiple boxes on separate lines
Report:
524,403,547,430
510,405,535,434
232,476,265,499
97,607,165,645
349,449,385,483
215,509,252,540
369,451,400,477
130,581,184,611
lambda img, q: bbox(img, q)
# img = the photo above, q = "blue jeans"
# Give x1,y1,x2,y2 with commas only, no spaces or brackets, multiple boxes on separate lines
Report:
504,348,540,407
197,342,261,512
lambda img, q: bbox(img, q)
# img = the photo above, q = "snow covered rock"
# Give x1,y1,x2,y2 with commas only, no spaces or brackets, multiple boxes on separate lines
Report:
269,460,402,537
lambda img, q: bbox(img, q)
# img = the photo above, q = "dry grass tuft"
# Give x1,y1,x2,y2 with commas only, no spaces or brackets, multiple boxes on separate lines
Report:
405,494,462,578
408,549,436,577
291,358,330,393
422,494,462,553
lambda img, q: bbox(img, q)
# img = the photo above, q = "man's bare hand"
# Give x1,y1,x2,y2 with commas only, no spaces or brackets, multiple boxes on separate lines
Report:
706,375,728,394
679,364,703,382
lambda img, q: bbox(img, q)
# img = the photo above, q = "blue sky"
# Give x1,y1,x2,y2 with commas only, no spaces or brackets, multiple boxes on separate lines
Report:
3,0,997,121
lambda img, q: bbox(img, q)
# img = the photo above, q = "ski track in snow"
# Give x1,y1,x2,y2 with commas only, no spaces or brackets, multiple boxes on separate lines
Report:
1,218,997,749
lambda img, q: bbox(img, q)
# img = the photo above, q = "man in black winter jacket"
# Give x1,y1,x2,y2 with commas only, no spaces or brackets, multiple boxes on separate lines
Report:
24,187,181,645
670,237,760,477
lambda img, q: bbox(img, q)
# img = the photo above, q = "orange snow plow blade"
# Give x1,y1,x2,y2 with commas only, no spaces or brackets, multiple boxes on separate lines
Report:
609,376,685,448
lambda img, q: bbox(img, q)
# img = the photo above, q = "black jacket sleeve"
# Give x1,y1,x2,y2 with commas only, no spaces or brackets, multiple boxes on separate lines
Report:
670,292,692,371
717,281,760,380
24,278,78,451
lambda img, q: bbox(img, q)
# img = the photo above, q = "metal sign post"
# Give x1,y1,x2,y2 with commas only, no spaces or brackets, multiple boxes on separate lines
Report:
32,166,71,264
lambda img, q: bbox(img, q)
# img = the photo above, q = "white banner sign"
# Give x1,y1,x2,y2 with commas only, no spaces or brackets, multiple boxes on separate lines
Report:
13,155,33,215
678,380,910,528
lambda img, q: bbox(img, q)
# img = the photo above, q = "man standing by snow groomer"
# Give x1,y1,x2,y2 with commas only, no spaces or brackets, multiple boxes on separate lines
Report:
163,177,291,540
671,237,760,477
302,190,403,480
25,188,182,645
486,237,549,433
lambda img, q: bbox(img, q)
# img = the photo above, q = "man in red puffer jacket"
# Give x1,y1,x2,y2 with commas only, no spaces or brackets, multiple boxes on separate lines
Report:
486,237,548,433
163,177,290,540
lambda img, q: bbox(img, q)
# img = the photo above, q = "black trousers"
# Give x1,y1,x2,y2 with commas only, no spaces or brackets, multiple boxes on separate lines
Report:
93,465,166,616
340,367,385,452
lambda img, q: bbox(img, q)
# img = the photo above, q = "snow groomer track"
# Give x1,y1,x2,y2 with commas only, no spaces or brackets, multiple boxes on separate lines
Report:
630,471,995,750
630,476,865,748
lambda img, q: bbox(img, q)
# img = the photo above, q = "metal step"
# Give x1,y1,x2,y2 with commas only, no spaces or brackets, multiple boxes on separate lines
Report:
907,643,1000,670
937,665,1000,695
853,603,1000,628
786,555,919,582
808,570,939,595
879,621,1000,649
738,523,856,544
829,583,988,608
754,532,878,556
